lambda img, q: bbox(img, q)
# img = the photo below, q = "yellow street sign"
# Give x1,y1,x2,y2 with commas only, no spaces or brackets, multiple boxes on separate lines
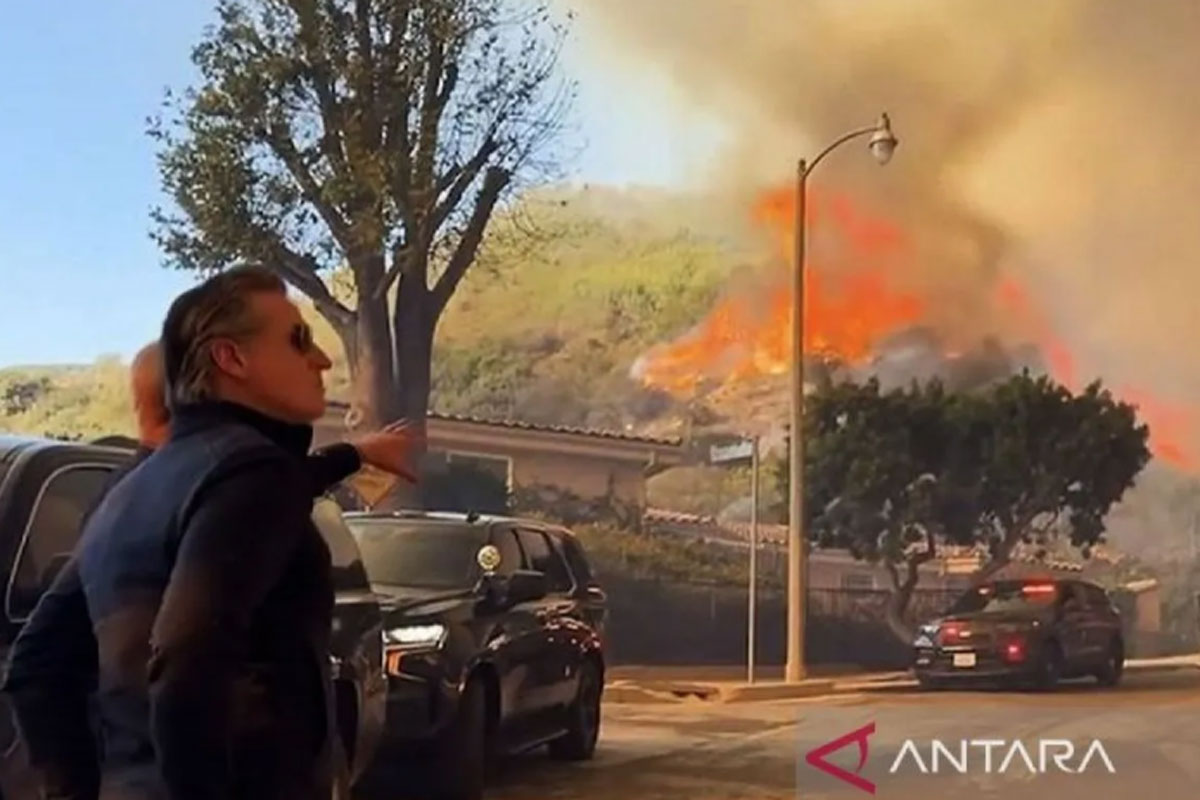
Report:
348,464,399,508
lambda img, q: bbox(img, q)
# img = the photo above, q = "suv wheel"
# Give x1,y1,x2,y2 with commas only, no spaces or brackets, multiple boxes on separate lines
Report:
1033,643,1063,692
548,659,602,761
1095,639,1124,687
432,677,490,800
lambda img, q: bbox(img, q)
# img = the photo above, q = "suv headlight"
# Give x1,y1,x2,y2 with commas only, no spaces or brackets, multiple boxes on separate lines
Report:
383,623,447,649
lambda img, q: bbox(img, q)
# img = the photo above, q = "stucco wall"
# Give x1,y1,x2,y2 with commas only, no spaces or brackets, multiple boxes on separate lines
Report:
510,451,645,506
313,420,651,506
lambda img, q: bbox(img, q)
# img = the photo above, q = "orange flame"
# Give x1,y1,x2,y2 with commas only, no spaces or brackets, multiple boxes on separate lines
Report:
635,188,923,395
636,182,1197,471
995,278,1077,388
995,277,1195,469
1115,388,1195,470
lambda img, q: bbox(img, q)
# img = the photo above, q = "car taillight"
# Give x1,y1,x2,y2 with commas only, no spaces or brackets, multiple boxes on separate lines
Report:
938,622,962,645
1000,636,1027,663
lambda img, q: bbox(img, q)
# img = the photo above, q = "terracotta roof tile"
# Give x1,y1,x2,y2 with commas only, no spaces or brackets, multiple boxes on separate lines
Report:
324,401,682,446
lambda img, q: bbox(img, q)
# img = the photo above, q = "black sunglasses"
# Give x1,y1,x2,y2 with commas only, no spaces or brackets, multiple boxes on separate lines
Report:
289,323,315,354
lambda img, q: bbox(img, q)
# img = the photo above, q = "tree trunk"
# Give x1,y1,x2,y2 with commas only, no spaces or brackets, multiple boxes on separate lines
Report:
348,292,400,430
884,567,920,643
883,553,930,643
393,282,433,426
969,527,1026,588
380,278,435,508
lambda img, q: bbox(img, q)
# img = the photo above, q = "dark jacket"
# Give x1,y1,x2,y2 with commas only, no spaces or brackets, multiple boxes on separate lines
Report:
12,403,360,800
4,439,360,800
3,447,154,800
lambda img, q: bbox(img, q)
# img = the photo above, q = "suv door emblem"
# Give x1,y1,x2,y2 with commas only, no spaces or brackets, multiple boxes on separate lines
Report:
477,544,502,572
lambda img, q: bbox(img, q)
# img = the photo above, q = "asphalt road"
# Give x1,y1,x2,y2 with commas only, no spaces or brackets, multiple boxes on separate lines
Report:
464,669,1200,800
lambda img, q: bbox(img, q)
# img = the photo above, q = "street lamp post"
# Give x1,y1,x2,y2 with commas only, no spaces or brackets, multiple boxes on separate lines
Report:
785,113,899,684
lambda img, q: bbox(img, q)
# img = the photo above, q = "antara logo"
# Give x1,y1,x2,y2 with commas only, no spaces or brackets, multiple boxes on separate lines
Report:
805,722,877,794
803,722,1116,794
890,739,1116,775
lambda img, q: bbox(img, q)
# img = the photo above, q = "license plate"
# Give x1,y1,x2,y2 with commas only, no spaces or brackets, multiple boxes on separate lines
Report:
953,652,977,668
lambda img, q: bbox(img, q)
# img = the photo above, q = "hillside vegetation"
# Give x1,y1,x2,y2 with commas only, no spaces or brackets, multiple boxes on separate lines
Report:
1,186,737,441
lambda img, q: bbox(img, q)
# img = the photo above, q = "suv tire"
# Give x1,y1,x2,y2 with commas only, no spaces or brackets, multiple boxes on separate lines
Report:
432,678,489,800
548,659,602,761
1033,642,1063,692
1095,638,1124,687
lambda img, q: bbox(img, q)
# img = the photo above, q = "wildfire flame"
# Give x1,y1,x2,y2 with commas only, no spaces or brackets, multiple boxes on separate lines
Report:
635,183,1197,471
995,277,1195,470
634,188,924,394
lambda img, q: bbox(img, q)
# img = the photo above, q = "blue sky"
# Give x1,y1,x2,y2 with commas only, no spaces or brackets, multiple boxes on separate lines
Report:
0,2,724,367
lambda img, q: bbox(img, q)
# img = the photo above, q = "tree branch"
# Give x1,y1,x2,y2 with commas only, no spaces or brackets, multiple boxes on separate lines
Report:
429,166,510,312
289,0,351,179
432,135,498,232
252,230,354,330
381,4,417,238
265,122,353,247
884,559,901,591
412,41,456,207
353,0,382,151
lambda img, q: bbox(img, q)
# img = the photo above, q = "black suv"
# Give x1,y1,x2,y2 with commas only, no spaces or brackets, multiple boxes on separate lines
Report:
342,511,608,800
912,578,1125,690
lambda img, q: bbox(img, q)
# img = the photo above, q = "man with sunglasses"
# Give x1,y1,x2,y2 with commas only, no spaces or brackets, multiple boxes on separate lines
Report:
4,338,418,800
11,266,417,800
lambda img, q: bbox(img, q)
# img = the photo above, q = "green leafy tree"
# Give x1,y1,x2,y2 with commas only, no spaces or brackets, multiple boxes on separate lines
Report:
791,378,980,640
420,460,510,514
967,373,1152,584
775,372,1152,640
150,0,573,446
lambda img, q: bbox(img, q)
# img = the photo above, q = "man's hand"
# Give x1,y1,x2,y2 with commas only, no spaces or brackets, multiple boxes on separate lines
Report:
351,421,423,483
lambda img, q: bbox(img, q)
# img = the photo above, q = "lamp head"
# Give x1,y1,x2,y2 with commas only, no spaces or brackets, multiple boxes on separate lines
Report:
868,112,898,165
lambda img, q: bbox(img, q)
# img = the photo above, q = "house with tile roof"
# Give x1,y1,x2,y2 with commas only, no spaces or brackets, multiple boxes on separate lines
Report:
314,401,686,509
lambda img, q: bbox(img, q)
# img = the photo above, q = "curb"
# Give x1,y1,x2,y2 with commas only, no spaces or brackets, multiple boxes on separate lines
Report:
604,660,1200,704
604,679,838,704
714,680,837,703
1124,659,1200,674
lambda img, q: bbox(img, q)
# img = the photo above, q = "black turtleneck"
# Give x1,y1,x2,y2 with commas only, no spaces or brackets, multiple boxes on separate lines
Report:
170,401,362,495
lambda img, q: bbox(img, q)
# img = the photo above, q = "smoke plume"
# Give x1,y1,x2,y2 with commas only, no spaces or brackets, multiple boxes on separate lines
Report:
566,0,1200,441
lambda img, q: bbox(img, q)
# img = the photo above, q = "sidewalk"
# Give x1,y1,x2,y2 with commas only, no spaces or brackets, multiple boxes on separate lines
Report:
605,653,1200,704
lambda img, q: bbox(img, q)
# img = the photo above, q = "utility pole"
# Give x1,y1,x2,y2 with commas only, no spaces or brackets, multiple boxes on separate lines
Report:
785,113,897,684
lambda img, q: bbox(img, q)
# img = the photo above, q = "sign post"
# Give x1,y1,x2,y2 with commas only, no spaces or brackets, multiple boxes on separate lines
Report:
709,437,761,684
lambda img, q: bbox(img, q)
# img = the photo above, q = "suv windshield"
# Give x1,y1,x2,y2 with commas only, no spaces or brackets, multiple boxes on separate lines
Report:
345,519,487,590
948,582,1060,615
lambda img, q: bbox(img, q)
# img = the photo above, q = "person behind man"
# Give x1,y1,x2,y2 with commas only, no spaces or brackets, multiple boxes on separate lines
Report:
2,342,169,800
3,336,417,800
25,266,397,799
